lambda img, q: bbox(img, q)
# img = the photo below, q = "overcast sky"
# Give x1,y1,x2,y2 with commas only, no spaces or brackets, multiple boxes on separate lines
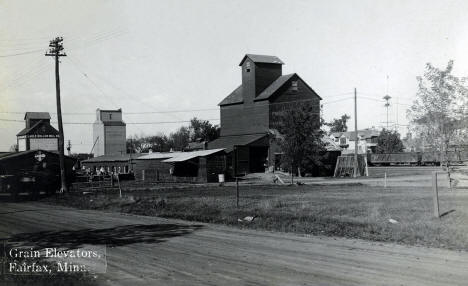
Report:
1,0,468,153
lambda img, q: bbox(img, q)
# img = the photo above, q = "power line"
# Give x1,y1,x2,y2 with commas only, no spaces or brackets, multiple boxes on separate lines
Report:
0,27,127,59
0,49,44,58
322,97,354,105
0,118,220,125
126,108,218,114
67,55,120,108
321,91,354,98
0,108,219,115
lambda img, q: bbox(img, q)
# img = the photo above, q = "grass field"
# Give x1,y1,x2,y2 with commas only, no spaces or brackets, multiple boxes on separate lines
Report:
43,179,468,250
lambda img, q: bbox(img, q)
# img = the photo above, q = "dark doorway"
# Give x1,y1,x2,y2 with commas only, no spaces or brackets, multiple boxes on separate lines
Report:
249,146,268,173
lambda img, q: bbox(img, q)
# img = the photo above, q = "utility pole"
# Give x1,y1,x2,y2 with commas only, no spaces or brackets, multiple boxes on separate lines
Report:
353,88,358,178
46,37,67,193
383,94,391,130
383,75,392,130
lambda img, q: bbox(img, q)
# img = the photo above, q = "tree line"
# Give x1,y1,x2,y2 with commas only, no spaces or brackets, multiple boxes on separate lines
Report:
126,117,220,153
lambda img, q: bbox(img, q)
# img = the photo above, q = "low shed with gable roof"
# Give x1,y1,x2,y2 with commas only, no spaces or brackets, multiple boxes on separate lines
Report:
0,149,75,197
134,149,226,183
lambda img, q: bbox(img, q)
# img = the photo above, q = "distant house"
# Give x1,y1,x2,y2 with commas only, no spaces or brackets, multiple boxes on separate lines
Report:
16,112,59,152
330,128,380,154
208,54,322,175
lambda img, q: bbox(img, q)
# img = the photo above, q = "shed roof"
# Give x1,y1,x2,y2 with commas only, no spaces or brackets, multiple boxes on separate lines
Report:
207,134,268,153
239,54,284,66
137,152,185,160
17,120,59,136
254,74,295,101
162,149,225,163
219,73,322,106
24,112,51,120
255,73,322,101
82,153,146,163
0,149,73,162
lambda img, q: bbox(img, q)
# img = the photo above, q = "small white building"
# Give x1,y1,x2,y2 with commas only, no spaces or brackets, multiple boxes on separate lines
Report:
330,128,380,154
16,112,59,152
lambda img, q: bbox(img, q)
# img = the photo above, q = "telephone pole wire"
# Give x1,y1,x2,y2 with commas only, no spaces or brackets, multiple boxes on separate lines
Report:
46,37,67,193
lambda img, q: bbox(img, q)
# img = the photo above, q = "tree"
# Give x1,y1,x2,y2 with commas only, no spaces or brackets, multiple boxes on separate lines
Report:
276,103,325,183
169,126,190,151
126,133,172,153
146,134,171,152
407,60,468,165
326,114,350,133
189,117,220,142
126,118,219,153
376,129,404,153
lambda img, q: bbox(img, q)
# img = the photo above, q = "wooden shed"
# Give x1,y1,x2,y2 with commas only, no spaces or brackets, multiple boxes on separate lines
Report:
134,149,226,183
0,150,75,198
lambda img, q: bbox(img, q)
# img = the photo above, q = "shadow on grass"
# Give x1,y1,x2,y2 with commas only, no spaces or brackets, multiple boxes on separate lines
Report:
7,223,204,249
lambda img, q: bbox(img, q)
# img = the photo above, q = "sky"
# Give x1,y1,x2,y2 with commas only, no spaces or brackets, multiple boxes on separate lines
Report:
1,0,468,153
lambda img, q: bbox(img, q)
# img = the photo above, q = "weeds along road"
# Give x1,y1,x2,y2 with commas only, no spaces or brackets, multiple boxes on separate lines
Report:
1,202,468,286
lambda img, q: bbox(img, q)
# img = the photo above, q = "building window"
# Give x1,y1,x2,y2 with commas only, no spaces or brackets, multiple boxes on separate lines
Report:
291,81,298,91
109,114,112,120
246,62,250,72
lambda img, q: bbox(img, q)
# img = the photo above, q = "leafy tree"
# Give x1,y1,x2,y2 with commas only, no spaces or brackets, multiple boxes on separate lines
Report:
326,114,350,133
376,129,404,153
146,134,171,152
126,118,219,153
276,103,325,182
189,117,220,142
407,60,468,165
169,126,190,151
126,133,172,153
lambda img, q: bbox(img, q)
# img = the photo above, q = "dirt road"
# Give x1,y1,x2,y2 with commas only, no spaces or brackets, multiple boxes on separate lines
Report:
1,202,468,286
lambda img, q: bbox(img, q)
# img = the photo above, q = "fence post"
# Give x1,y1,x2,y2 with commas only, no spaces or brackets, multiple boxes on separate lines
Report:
384,172,387,188
432,172,440,218
236,178,239,208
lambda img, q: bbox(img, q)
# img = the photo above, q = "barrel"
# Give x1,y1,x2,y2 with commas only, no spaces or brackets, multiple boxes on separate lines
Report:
218,174,225,183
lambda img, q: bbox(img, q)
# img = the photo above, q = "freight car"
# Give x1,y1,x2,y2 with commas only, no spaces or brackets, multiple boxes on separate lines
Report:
369,153,419,166
368,151,465,166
